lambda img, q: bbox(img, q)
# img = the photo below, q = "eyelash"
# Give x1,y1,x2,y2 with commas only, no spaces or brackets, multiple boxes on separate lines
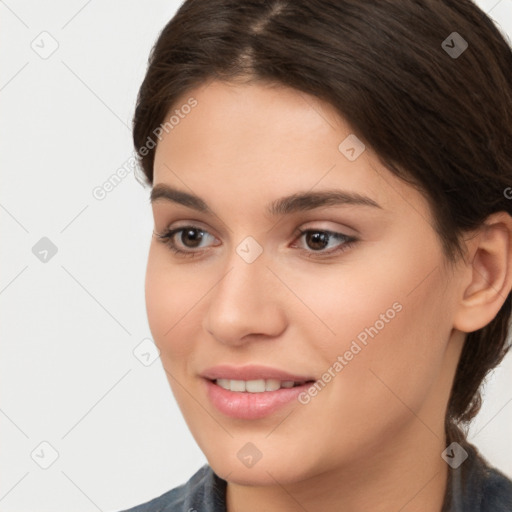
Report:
154,225,358,260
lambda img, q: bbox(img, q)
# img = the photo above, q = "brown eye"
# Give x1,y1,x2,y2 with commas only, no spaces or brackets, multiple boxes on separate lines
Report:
154,225,218,257
304,231,330,251
293,228,358,259
180,228,206,248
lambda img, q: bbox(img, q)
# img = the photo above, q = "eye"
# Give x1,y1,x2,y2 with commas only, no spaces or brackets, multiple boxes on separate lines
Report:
154,225,358,260
292,228,357,258
154,225,218,258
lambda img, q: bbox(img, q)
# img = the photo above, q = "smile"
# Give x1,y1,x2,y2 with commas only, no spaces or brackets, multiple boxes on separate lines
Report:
214,378,309,392
204,378,316,419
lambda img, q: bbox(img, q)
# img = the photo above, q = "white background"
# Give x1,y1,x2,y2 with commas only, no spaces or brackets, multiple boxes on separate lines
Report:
1,1,511,511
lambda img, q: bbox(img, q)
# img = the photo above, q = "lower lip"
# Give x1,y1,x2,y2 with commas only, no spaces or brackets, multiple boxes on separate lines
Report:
203,378,314,420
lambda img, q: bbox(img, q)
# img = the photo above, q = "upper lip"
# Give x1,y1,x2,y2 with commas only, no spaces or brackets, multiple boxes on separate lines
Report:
200,365,316,382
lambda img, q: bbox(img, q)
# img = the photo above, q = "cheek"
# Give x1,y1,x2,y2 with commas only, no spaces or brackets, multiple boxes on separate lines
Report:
341,283,451,427
289,269,453,465
145,245,202,360
292,236,453,401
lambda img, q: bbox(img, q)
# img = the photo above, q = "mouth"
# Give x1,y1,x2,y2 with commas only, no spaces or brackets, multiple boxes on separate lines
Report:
200,364,318,419
203,377,317,420
200,364,316,383
210,378,315,392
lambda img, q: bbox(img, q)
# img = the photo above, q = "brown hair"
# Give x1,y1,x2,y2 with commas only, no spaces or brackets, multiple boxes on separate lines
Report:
132,0,512,444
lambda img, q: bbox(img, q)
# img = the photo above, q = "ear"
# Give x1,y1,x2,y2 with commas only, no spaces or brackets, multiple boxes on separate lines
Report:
453,211,512,333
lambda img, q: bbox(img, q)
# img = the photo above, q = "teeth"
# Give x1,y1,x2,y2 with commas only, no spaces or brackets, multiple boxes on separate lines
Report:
215,378,305,392
230,379,246,392
266,379,282,391
246,379,265,392
216,379,232,390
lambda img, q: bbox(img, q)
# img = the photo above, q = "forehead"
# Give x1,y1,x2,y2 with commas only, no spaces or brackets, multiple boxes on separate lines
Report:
152,80,429,223
157,82,347,173
154,79,349,167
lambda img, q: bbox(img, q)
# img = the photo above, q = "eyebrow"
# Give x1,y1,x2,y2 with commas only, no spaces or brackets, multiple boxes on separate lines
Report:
150,183,382,215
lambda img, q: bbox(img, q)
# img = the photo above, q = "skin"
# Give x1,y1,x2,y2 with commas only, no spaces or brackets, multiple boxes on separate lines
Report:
146,79,512,512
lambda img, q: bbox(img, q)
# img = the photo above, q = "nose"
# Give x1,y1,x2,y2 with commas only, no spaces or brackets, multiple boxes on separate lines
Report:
202,248,287,347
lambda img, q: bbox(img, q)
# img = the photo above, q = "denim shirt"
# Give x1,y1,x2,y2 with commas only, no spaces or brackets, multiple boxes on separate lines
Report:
120,443,512,511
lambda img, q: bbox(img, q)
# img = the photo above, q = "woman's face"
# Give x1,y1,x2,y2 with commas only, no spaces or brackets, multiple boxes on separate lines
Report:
146,80,465,485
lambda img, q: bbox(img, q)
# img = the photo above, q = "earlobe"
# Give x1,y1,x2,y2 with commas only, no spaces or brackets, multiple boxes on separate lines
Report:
453,211,512,333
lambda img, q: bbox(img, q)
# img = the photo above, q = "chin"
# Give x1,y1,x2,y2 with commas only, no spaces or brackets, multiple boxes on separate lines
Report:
213,462,294,486
205,447,311,487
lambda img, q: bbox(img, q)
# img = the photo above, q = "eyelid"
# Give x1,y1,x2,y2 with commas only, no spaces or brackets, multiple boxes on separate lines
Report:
160,219,221,239
155,222,358,260
159,224,219,247
293,221,358,238
158,220,353,244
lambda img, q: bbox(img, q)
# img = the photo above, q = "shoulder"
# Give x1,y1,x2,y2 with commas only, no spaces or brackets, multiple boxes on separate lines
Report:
118,464,227,512
452,443,512,512
480,464,512,511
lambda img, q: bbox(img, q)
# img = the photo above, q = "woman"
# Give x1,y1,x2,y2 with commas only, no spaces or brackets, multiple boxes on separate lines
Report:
121,0,512,510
